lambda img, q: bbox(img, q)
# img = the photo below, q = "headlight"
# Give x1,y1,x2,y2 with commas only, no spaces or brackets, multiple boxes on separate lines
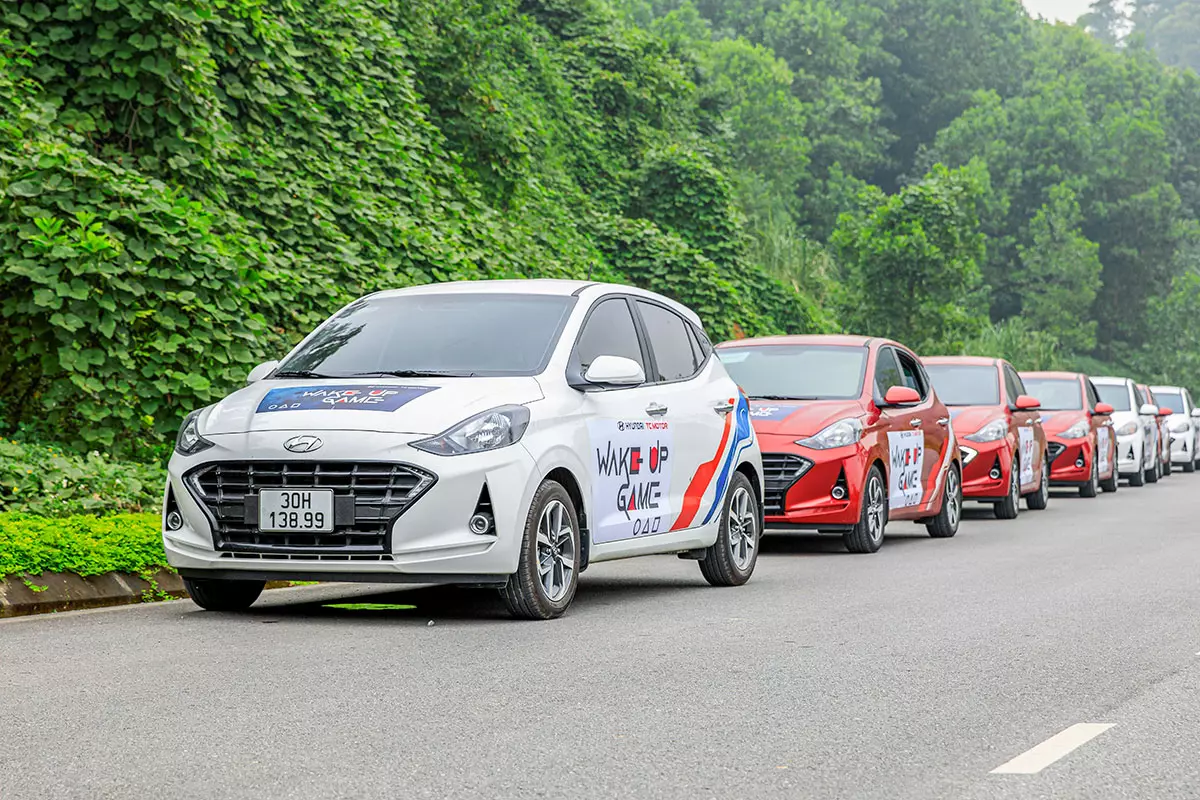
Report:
175,410,214,456
1116,421,1138,436
796,417,863,450
411,405,531,456
1171,420,1190,433
964,419,1007,443
1060,421,1090,440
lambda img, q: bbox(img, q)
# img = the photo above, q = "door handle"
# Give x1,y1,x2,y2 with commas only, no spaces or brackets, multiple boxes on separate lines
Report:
713,400,736,415
936,417,949,427
1023,420,1035,426
646,403,668,417
909,418,922,428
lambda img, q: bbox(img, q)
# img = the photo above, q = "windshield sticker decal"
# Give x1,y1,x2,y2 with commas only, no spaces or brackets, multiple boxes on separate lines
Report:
749,403,803,421
256,385,438,413
1098,426,1111,475
587,419,673,543
887,430,924,509
1018,427,1035,484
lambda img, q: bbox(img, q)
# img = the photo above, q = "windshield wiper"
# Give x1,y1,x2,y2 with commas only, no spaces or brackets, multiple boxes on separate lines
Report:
350,370,478,378
272,369,342,379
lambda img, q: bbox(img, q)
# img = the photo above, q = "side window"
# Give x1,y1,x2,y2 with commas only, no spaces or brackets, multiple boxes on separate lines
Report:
1085,380,1100,410
1001,367,1019,404
1132,383,1145,407
1187,390,1195,413
1006,366,1027,402
873,348,905,398
575,298,645,375
636,300,700,382
895,351,928,399
688,324,713,367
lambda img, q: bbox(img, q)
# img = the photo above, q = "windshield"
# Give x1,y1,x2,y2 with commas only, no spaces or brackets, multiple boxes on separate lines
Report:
1021,378,1083,411
717,345,867,400
1095,383,1132,412
1156,391,1185,413
924,365,1000,406
277,293,576,377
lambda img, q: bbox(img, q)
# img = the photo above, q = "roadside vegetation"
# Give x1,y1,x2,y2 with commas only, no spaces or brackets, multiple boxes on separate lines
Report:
3,0,1200,577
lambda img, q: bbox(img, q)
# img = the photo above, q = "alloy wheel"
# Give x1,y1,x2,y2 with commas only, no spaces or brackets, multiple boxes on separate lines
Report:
535,500,575,602
727,486,757,570
946,469,961,527
867,475,886,542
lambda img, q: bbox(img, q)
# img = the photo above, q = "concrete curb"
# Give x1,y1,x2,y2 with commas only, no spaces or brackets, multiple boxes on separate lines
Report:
0,571,298,617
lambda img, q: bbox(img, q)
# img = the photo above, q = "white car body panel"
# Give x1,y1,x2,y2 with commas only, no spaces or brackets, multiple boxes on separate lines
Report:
1151,384,1199,466
164,279,763,585
1092,376,1154,477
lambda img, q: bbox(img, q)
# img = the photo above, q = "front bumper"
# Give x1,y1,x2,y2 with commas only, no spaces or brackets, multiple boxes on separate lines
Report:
1116,433,1143,476
958,440,1012,500
760,440,868,531
1169,430,1192,464
163,430,539,581
1045,436,1093,485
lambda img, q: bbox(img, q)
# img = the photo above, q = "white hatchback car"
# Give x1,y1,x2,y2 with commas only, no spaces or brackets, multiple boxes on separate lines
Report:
1150,385,1200,473
1092,376,1160,486
164,280,764,619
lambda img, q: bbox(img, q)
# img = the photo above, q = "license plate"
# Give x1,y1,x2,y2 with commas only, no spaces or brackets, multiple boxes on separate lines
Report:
258,489,334,533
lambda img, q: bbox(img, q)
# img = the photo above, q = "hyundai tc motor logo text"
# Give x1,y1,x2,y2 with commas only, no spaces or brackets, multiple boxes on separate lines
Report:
283,435,323,453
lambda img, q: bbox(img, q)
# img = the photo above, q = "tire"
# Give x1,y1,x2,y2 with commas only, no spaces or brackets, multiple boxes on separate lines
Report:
993,458,1021,520
1184,457,1196,474
499,480,581,620
1100,460,1119,493
1147,454,1160,484
926,465,961,538
1025,458,1050,510
1164,451,1173,476
1080,454,1099,498
699,472,760,587
183,577,265,612
1129,464,1145,487
844,466,887,554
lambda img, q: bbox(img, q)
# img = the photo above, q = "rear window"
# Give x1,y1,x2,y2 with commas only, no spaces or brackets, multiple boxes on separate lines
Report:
278,293,576,378
1095,383,1132,412
718,345,867,400
1021,378,1084,411
924,365,1000,406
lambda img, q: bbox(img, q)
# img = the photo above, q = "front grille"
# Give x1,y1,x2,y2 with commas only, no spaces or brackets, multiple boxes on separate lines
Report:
1046,442,1066,463
761,453,813,514
185,461,435,555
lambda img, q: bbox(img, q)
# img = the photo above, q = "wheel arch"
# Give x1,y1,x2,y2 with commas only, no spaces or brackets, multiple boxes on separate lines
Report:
735,461,764,531
544,466,590,572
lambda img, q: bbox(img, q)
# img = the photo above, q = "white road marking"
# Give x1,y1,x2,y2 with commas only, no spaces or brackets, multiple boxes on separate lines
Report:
990,723,1115,775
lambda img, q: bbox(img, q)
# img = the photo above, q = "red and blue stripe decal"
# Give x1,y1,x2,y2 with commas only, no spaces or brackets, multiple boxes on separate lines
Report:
671,393,754,531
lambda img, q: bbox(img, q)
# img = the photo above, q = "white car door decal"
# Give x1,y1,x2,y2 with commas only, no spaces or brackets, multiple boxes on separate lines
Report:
1098,427,1111,475
1018,426,1035,484
587,419,674,543
887,430,923,509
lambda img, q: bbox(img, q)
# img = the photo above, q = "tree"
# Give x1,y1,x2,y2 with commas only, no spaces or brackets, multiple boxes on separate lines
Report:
1129,0,1200,71
1079,0,1129,47
832,163,989,352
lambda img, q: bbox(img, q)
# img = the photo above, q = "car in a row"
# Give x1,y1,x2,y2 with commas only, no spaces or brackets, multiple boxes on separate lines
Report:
164,279,1197,618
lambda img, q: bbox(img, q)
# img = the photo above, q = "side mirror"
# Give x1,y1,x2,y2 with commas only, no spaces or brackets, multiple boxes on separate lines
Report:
1191,408,1200,418
1015,395,1041,410
246,360,280,383
1139,403,1159,416
582,355,646,387
1159,406,1173,417
1094,402,1114,415
883,385,921,406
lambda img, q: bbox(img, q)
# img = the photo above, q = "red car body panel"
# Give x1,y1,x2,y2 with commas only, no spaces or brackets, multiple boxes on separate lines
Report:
922,356,1047,502
1019,371,1116,486
718,335,959,531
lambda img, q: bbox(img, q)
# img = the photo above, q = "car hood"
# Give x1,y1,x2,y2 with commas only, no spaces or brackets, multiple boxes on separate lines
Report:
946,405,1006,435
1037,410,1087,436
748,399,865,437
199,377,546,436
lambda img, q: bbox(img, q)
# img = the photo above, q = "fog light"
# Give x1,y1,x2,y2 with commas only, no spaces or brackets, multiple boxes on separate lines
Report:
831,485,847,500
165,510,183,531
989,467,1001,480
468,512,494,535
1074,457,1085,468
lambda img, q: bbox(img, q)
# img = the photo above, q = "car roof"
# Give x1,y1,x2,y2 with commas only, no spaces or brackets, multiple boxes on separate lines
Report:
1020,370,1082,381
922,355,999,367
367,279,701,324
1090,375,1130,385
717,334,876,348
1150,385,1183,393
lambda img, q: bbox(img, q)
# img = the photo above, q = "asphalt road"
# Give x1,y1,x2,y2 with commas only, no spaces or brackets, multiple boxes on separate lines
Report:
4,476,1200,800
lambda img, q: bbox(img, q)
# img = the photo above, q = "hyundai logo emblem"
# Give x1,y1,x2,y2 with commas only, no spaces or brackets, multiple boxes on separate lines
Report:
283,435,323,453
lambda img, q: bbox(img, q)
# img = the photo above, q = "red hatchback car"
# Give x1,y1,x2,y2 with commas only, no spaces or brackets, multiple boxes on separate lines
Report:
922,356,1049,518
1019,371,1118,496
716,335,962,554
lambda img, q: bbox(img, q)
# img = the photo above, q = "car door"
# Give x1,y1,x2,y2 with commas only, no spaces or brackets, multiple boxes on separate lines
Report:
1086,379,1114,479
1005,364,1040,491
893,349,947,516
570,295,668,545
631,298,732,533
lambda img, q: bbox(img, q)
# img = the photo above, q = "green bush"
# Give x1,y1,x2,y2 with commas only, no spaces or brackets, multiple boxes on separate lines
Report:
0,511,165,579
0,438,163,517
